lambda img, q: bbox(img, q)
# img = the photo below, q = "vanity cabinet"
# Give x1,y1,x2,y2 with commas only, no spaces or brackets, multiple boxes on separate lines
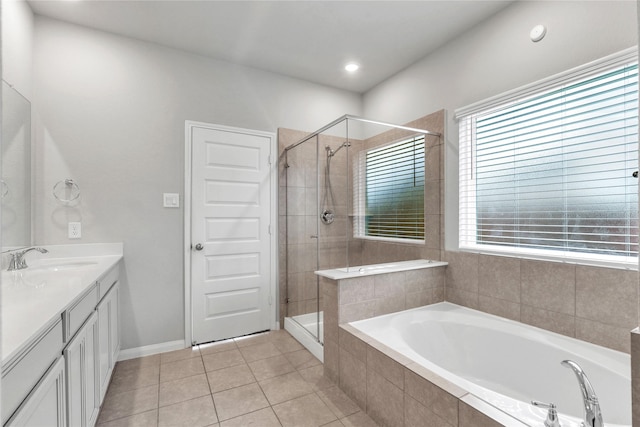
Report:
1,258,121,427
64,312,100,427
97,280,120,402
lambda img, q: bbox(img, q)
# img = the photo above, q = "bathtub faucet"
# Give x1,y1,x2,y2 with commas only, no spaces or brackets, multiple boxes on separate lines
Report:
561,360,603,427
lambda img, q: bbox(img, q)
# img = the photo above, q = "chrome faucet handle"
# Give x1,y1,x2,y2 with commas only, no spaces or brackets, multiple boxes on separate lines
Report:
7,253,21,271
7,247,49,271
531,401,561,427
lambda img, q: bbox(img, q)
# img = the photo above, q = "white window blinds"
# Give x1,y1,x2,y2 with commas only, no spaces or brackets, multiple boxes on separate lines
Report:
354,136,425,241
458,52,638,266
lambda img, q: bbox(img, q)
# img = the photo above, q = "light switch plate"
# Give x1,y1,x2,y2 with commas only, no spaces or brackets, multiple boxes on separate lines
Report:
163,193,180,208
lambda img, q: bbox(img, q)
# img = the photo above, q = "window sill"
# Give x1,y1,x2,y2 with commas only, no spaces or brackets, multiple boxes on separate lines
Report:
458,244,638,271
355,235,425,245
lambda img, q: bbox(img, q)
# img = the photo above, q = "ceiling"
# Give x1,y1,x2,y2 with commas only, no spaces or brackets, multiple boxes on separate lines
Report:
27,0,513,93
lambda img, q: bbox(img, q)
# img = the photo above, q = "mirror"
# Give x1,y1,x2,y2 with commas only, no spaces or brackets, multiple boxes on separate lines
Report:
2,80,32,247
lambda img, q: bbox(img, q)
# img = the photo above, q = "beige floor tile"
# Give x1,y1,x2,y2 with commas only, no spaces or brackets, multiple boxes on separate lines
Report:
249,355,296,381
239,342,282,363
272,393,337,427
199,339,238,356
97,409,158,427
98,385,159,423
271,334,305,353
285,349,321,370
339,411,378,427
234,332,273,348
108,364,160,394
202,348,246,372
207,364,256,393
159,347,201,364
298,365,336,391
219,407,282,427
316,386,360,418
321,421,344,427
159,373,211,407
160,356,205,382
259,371,314,405
213,383,270,421
158,395,218,427
115,355,160,375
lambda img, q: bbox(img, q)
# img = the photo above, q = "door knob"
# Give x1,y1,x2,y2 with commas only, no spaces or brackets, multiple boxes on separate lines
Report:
194,243,204,251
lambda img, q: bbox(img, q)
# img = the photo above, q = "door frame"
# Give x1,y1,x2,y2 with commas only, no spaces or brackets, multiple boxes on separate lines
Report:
184,120,278,347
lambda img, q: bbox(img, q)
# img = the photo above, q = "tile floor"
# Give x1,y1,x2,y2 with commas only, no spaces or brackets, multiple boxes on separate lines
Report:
96,330,379,427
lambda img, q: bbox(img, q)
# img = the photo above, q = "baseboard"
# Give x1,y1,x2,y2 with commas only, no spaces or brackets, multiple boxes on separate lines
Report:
117,339,186,361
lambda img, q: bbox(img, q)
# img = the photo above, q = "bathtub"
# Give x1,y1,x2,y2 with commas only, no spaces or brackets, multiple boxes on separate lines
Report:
350,302,631,427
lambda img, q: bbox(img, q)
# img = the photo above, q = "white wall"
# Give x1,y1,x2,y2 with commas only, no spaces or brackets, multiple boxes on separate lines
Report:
362,1,638,250
32,16,362,350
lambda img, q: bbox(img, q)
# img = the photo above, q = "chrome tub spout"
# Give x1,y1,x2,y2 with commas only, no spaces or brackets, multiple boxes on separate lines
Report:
562,360,603,427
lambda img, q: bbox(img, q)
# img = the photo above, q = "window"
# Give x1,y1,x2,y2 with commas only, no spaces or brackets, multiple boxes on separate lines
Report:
457,49,638,266
354,136,425,242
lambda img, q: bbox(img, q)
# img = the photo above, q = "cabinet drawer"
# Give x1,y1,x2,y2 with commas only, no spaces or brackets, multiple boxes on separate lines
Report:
99,263,120,301
64,284,98,342
1,318,64,422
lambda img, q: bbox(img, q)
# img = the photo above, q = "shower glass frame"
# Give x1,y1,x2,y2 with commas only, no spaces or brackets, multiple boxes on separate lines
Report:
283,115,439,345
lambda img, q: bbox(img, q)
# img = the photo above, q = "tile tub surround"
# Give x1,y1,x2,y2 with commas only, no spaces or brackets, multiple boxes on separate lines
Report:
336,324,526,427
443,250,638,353
97,329,379,427
321,265,446,384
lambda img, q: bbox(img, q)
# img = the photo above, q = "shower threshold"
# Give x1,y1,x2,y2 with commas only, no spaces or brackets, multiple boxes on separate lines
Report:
284,311,324,362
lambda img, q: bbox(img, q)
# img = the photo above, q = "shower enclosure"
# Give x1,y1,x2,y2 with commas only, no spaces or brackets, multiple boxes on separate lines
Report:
279,114,442,359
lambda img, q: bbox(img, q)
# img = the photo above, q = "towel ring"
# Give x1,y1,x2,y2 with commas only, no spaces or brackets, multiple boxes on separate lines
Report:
53,179,80,203
0,180,8,200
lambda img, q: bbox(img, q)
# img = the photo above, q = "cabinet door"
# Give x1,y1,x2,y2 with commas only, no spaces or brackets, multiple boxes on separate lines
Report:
109,281,120,367
97,281,119,402
64,311,99,427
7,357,66,427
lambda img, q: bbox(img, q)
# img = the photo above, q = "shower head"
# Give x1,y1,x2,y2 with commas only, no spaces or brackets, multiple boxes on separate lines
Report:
326,141,351,157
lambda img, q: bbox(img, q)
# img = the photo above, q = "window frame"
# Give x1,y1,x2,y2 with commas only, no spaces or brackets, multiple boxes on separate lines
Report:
455,47,639,269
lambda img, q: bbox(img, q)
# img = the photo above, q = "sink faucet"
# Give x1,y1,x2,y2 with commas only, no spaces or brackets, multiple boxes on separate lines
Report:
561,360,603,427
8,247,49,271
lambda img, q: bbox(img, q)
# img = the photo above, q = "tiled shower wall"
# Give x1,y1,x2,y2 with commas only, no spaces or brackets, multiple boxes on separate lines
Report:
444,251,638,353
277,129,359,323
278,110,446,326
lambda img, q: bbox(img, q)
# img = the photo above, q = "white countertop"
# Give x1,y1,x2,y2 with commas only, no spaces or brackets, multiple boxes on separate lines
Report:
1,243,123,366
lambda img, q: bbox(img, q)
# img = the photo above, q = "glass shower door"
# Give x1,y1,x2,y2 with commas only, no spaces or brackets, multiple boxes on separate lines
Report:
285,135,321,343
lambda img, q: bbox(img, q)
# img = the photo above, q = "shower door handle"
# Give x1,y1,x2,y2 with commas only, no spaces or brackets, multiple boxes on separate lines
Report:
310,235,318,239
194,243,204,251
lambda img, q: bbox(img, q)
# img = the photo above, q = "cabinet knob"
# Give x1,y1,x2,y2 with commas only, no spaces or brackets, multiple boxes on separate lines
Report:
194,243,204,251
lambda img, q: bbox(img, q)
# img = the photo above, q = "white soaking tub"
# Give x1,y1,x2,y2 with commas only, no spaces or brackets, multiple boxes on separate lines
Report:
350,302,631,427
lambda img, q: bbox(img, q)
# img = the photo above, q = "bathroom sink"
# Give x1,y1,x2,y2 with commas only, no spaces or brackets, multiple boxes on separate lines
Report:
28,261,99,272
2,260,100,289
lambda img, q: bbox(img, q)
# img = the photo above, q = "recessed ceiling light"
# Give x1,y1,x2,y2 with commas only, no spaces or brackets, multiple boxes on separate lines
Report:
345,63,360,72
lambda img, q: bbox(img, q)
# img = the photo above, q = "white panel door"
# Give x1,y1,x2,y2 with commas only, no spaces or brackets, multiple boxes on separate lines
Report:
191,125,273,344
